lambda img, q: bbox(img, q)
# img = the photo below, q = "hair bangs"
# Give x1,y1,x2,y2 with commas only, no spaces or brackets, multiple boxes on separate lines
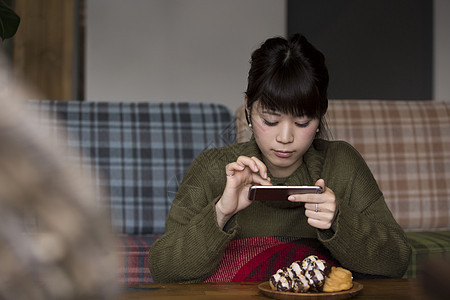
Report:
258,62,324,119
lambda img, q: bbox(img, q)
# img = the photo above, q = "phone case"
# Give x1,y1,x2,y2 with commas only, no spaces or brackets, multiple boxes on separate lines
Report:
248,185,322,201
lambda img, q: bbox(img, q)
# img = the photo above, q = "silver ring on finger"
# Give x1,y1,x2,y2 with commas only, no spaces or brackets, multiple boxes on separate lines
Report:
315,203,319,213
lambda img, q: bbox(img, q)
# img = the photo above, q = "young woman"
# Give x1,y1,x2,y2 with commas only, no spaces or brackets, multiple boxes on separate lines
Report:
148,33,411,283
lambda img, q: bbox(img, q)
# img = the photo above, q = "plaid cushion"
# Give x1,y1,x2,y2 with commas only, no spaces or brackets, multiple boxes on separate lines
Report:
404,231,450,278
326,100,450,231
27,101,236,234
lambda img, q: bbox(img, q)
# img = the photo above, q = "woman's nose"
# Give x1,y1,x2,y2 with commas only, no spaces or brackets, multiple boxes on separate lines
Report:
276,123,294,144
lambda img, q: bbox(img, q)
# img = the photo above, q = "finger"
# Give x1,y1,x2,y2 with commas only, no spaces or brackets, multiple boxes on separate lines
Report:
304,208,329,219
251,173,272,186
304,209,334,224
304,203,317,212
288,193,324,203
315,179,326,192
250,156,268,179
225,162,245,176
236,156,260,173
304,202,334,214
307,217,332,230
236,156,268,178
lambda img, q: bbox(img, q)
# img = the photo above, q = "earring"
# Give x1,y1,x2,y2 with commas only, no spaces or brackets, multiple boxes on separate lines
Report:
316,128,320,133
244,109,252,128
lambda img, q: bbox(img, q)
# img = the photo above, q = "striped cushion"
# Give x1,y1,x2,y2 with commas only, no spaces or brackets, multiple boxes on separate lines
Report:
205,237,339,282
27,101,235,234
404,231,450,278
326,100,450,231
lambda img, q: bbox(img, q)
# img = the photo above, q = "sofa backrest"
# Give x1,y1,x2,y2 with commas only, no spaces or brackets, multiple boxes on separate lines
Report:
236,100,450,232
27,101,236,235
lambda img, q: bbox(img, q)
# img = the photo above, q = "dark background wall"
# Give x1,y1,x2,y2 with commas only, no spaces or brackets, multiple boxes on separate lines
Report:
287,0,433,100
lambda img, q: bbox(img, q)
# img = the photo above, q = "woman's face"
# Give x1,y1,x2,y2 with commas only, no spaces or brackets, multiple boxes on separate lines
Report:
249,101,319,178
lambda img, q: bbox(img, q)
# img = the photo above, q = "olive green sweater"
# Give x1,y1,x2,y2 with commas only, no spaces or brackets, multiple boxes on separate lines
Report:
148,138,411,283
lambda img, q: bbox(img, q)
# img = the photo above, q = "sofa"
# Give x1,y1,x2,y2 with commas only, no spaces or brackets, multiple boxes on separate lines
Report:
27,99,449,282
26,101,236,283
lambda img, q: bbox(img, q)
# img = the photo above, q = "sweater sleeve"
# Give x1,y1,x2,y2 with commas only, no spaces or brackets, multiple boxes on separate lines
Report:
317,143,411,278
148,149,238,283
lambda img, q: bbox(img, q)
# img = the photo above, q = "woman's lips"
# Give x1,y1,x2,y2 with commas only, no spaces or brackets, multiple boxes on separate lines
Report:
274,150,293,158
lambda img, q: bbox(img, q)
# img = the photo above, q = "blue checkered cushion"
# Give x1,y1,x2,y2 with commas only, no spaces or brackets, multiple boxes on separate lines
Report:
27,101,236,234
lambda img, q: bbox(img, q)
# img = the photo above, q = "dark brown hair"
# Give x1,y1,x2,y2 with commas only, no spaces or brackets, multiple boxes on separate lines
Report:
245,33,329,136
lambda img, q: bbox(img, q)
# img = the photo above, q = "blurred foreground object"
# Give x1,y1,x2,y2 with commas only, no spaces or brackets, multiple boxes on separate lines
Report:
0,53,117,299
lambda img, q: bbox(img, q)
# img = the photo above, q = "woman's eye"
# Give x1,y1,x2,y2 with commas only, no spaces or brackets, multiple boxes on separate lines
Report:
295,121,310,128
263,119,278,126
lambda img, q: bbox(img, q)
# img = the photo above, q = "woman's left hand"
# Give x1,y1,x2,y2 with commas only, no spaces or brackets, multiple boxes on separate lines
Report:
288,179,337,230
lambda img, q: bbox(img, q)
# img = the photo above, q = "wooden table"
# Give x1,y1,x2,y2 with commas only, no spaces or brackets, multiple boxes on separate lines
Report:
119,279,433,299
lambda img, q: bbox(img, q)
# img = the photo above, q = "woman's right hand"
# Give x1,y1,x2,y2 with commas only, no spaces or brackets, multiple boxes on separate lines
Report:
215,156,271,228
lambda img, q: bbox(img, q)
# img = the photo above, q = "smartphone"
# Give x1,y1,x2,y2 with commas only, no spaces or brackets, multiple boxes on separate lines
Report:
248,185,322,201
